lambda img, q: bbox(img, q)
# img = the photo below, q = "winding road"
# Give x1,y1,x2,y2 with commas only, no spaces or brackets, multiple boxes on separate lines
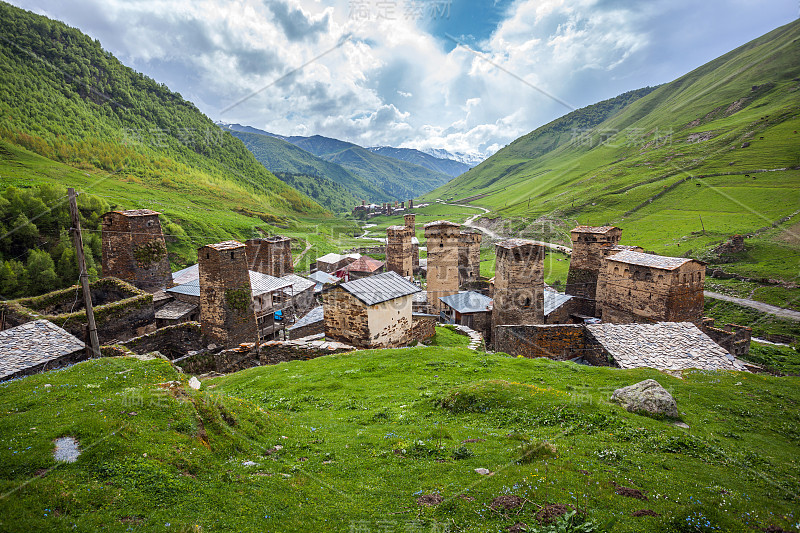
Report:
444,201,573,254
704,291,800,321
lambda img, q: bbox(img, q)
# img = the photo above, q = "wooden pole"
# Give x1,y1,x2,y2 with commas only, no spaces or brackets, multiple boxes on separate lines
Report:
699,215,706,235
68,188,100,357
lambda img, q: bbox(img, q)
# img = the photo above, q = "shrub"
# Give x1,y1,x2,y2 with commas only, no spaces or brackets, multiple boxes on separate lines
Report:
516,440,556,463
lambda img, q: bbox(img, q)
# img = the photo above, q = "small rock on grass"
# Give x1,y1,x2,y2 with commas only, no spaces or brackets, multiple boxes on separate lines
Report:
474,468,493,475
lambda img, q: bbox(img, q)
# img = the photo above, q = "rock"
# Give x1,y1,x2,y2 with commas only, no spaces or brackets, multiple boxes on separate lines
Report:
474,468,493,475
242,460,257,467
188,376,201,390
610,379,679,418
53,437,80,463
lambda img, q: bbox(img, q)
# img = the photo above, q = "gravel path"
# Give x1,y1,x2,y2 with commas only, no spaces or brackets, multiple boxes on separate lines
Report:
704,291,800,321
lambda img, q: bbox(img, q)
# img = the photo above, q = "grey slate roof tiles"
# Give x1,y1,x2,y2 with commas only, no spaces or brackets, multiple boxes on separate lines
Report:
585,322,742,371
606,250,695,270
338,271,421,305
0,320,85,380
439,291,493,314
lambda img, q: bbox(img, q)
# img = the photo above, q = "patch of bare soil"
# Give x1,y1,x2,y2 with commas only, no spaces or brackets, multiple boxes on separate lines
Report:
535,503,570,524
462,438,485,443
776,221,800,245
632,509,660,517
416,493,442,506
616,486,648,500
490,495,525,510
508,522,528,532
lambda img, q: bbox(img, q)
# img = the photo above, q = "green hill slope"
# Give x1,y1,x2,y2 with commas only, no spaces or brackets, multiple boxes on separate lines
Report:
272,133,455,201
229,130,393,209
0,2,344,292
1,349,798,531
420,20,800,282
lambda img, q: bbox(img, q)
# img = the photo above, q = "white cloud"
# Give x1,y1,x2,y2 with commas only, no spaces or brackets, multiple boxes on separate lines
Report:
9,0,796,157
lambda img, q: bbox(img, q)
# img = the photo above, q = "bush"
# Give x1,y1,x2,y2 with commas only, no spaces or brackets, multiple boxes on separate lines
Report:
516,440,556,464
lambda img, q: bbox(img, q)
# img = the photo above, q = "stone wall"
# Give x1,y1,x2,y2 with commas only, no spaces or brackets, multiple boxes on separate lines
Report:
494,324,591,361
598,260,705,324
175,339,354,375
701,318,751,357
288,318,325,340
101,210,172,293
491,239,544,329
198,241,258,347
410,314,436,342
246,236,294,277
323,287,370,346
120,322,208,358
0,277,155,344
425,221,461,313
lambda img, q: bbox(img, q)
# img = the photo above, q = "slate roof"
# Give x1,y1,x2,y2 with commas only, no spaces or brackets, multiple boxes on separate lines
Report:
172,264,199,285
205,240,245,251
496,238,542,249
571,225,619,234
0,320,85,380
340,256,384,273
279,274,315,296
167,270,291,298
439,291,493,314
605,250,696,271
424,220,460,228
585,322,743,372
288,306,324,330
309,271,338,284
155,300,197,321
115,209,161,217
544,291,573,316
317,252,361,264
338,271,421,305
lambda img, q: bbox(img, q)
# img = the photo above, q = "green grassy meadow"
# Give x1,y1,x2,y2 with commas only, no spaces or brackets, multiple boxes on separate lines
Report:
1,351,798,532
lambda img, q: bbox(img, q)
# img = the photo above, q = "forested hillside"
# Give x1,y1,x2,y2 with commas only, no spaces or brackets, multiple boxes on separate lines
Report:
230,130,393,210
0,2,335,297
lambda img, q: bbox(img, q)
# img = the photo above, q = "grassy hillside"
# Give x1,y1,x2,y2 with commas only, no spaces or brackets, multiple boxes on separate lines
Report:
419,20,800,287
230,130,393,209
1,350,798,532
0,2,347,292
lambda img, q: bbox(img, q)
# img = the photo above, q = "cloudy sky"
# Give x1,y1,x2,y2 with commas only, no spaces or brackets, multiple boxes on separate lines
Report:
10,0,798,157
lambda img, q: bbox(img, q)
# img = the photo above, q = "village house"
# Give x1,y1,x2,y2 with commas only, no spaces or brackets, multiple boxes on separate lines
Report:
316,252,361,274
335,256,385,281
597,250,705,324
439,291,493,342
323,271,421,348
309,270,338,294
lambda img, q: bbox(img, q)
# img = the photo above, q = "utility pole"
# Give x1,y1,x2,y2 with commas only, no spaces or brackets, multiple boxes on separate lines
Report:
68,188,100,357
699,215,706,235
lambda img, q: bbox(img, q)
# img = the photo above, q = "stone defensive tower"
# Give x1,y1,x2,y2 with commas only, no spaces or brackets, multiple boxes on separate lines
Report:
405,214,420,273
492,239,545,328
198,241,257,347
565,226,622,315
386,225,413,278
101,209,172,293
459,231,482,286
245,236,293,277
424,220,461,313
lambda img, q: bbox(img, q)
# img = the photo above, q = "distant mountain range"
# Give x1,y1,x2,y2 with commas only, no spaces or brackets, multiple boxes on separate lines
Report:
218,122,462,207
366,146,470,177
416,147,487,168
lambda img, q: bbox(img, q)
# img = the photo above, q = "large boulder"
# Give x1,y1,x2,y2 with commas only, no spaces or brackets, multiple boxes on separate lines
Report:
610,379,679,418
